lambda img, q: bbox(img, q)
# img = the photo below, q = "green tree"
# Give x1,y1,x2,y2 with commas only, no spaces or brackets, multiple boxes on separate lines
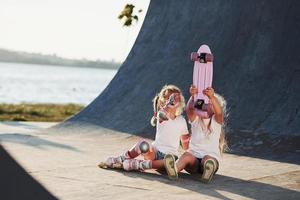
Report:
118,4,142,26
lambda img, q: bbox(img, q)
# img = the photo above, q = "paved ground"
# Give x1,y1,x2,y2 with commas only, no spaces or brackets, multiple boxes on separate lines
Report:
0,122,299,200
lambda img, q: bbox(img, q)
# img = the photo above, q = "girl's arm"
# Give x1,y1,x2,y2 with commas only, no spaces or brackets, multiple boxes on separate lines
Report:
180,134,191,150
186,85,197,122
203,87,224,124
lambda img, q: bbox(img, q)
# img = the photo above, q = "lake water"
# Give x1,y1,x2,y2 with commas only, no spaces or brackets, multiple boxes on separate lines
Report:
0,62,118,105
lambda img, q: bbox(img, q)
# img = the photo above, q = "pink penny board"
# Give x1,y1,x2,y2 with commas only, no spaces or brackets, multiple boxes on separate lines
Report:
191,44,213,118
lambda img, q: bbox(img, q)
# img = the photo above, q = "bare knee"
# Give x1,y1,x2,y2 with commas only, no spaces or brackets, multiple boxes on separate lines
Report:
178,152,196,165
201,155,219,167
202,155,217,162
181,152,194,159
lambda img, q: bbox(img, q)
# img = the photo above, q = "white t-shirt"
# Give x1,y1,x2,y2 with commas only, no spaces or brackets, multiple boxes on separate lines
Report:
152,115,188,156
188,115,222,163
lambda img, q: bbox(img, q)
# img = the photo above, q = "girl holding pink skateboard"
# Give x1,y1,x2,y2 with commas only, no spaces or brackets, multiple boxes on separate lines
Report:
164,85,227,183
101,85,190,171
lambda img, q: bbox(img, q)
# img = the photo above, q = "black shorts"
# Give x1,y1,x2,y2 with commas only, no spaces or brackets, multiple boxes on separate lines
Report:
185,157,219,174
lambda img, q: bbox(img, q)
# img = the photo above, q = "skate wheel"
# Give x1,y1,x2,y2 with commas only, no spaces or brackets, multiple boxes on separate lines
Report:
206,53,214,62
191,52,199,61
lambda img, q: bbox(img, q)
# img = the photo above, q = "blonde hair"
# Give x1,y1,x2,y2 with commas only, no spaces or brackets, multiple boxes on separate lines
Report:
150,85,185,126
215,93,228,155
198,93,228,155
150,95,159,126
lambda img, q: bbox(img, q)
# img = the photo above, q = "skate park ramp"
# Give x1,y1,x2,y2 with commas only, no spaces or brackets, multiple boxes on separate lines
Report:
1,1,299,198
56,0,300,159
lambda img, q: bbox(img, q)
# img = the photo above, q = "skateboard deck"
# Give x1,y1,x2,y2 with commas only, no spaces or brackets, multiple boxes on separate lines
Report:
98,162,123,169
191,44,213,118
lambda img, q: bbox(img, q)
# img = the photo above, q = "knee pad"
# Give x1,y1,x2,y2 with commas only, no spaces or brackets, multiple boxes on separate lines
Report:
139,141,150,154
132,139,150,154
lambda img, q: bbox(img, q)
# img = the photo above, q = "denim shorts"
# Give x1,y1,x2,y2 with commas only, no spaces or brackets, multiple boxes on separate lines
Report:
154,150,178,160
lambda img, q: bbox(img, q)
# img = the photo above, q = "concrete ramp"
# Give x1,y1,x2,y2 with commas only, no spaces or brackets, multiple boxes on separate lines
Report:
59,0,300,137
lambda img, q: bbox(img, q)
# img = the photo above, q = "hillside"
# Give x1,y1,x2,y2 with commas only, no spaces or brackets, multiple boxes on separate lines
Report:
0,48,121,69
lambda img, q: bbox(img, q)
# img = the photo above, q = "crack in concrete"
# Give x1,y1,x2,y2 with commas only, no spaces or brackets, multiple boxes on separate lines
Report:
47,175,90,182
109,184,151,191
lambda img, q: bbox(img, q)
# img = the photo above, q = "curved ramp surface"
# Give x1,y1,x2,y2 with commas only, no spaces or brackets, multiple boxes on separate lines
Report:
59,0,300,137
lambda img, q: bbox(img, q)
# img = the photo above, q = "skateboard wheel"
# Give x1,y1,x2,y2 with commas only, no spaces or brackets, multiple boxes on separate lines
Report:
191,52,199,61
206,53,214,62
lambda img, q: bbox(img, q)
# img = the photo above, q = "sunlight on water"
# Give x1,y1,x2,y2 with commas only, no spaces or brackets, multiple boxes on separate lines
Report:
0,62,117,105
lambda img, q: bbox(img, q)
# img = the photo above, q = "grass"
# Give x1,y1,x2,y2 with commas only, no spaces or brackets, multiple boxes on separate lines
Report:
0,103,84,122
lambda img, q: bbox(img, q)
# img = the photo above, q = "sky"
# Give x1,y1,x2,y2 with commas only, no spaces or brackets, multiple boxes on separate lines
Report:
0,0,150,62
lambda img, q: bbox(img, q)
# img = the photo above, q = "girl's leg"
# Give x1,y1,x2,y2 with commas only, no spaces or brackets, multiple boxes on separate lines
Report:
164,152,198,180
123,148,165,171
147,148,168,170
123,159,152,171
200,155,219,183
164,154,178,179
126,139,150,158
151,160,164,169
176,152,198,172
105,139,150,167
122,144,157,171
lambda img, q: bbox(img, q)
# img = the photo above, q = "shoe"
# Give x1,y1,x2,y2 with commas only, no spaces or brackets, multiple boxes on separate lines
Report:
164,154,178,180
201,158,217,183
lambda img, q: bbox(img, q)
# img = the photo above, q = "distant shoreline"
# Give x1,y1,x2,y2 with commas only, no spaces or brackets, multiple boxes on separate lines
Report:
0,48,122,70
0,61,119,70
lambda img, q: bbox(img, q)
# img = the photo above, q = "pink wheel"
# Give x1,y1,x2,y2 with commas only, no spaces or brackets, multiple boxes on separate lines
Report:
206,53,214,62
191,52,199,61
